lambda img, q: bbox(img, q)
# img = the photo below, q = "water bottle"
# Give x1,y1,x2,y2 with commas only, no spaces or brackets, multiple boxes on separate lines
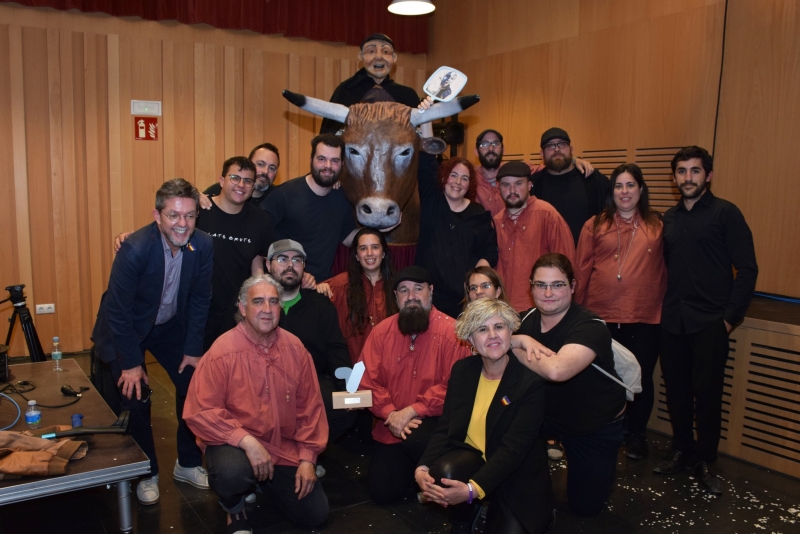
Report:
25,400,42,429
52,336,63,372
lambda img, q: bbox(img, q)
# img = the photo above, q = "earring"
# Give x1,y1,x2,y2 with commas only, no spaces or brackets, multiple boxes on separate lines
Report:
471,345,478,355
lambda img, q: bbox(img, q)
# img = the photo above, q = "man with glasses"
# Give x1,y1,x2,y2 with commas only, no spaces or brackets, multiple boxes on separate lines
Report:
493,161,575,312
512,253,625,515
320,33,420,135
202,143,281,207
93,178,214,505
474,129,595,217
532,128,610,244
265,240,355,447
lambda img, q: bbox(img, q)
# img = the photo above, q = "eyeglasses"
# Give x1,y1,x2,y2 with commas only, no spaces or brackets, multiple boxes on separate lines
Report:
478,141,502,149
161,211,197,223
228,174,255,187
467,282,495,293
531,281,569,291
542,141,569,152
273,255,305,265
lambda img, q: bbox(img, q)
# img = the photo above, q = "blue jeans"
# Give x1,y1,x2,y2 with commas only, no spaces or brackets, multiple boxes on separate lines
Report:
545,416,624,516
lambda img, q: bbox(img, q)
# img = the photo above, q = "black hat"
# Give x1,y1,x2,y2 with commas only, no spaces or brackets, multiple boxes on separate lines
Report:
361,33,394,50
496,161,532,181
475,129,503,148
393,266,432,290
540,127,571,148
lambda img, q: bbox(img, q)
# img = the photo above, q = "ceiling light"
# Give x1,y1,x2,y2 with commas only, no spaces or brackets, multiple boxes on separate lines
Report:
388,0,435,16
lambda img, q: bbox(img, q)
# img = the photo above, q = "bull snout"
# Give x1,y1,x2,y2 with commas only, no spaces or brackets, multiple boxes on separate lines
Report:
355,197,401,229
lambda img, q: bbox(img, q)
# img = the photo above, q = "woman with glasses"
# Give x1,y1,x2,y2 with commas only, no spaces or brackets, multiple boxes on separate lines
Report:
416,298,553,534
316,227,398,363
574,163,667,460
461,266,509,311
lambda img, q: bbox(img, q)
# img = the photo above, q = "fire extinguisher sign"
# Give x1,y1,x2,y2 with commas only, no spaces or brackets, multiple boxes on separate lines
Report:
134,117,158,141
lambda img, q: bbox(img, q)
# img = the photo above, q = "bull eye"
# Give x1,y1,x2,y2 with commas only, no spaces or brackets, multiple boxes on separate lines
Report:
348,147,361,156
399,148,412,156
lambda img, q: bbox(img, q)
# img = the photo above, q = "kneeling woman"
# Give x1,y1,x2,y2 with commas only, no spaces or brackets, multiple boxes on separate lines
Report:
415,299,553,534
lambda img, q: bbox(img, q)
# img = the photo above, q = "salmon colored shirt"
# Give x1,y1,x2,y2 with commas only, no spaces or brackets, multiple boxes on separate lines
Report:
574,214,667,324
475,162,540,217
184,324,328,467
358,307,470,444
324,272,390,364
494,196,576,312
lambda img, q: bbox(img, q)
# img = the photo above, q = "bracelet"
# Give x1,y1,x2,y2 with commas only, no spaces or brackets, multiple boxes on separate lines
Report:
467,482,474,504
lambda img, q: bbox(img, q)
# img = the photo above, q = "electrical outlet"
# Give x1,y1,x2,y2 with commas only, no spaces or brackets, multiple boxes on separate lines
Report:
35,304,55,314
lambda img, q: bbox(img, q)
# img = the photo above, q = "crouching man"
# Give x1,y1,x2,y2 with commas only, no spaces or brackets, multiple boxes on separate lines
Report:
184,275,329,532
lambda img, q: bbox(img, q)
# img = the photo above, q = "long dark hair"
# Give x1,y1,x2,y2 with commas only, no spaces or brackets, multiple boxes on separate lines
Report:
346,228,398,334
594,163,660,231
437,157,477,201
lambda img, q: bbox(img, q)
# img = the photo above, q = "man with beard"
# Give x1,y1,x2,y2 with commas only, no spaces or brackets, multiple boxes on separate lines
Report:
202,143,280,207
654,146,758,495
531,127,610,244
265,239,356,444
93,178,213,505
262,134,358,281
358,266,470,503
493,161,575,311
320,33,420,135
474,129,595,217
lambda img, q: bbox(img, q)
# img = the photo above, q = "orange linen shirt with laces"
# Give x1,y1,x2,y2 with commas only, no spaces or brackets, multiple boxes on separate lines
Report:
494,196,576,312
574,215,667,324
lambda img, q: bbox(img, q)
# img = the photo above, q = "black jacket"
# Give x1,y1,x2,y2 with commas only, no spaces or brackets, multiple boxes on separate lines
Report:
419,355,554,534
320,68,421,134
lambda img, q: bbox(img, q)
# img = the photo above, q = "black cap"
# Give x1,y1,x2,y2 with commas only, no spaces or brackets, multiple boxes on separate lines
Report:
475,129,503,148
496,161,532,181
361,33,394,50
540,127,571,148
393,266,432,290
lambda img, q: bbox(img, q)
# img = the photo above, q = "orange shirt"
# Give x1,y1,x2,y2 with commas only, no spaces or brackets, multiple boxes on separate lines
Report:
494,196,575,312
324,272,390,364
574,215,667,324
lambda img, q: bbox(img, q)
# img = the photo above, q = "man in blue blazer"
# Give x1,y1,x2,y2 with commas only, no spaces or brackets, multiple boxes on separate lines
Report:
93,178,214,506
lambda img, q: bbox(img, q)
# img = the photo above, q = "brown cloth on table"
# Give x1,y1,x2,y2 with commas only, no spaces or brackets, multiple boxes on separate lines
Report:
0,426,87,479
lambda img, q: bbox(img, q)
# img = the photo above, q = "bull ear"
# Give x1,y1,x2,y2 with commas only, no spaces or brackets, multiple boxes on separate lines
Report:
421,137,447,155
282,90,349,124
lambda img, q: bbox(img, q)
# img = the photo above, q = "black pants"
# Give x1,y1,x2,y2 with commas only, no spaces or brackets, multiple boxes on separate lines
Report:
429,448,532,534
368,417,438,503
608,322,661,437
205,444,329,526
319,374,358,443
660,319,730,463
92,317,202,476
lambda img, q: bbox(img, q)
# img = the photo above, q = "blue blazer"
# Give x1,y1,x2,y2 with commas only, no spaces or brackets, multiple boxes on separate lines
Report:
92,222,214,370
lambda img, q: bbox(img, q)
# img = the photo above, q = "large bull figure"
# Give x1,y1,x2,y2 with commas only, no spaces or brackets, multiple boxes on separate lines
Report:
282,90,480,244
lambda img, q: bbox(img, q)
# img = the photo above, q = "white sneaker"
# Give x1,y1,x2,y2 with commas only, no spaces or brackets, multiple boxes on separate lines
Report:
315,464,326,478
173,460,209,489
137,474,160,505
245,492,257,504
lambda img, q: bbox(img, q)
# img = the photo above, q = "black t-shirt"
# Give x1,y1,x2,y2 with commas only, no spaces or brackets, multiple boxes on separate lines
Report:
196,201,277,348
532,168,608,245
203,182,272,207
261,176,357,281
517,304,625,436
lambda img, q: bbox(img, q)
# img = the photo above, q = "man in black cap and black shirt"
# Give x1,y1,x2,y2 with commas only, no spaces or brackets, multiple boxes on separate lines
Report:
653,146,758,495
319,33,421,134
532,127,610,244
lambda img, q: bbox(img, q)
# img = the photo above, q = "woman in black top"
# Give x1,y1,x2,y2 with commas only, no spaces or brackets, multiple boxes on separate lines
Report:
415,154,498,318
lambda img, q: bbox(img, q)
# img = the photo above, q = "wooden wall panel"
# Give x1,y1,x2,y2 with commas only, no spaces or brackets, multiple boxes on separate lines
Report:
713,0,800,297
0,3,426,353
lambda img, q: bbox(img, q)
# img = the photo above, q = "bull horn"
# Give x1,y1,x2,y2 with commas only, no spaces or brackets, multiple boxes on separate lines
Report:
282,90,349,124
410,94,481,127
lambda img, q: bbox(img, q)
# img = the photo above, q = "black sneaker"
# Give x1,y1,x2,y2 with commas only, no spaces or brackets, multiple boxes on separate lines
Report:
653,450,690,475
625,435,648,460
695,462,722,495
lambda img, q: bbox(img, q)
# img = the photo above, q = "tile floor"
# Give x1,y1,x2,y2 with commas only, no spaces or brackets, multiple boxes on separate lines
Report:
1,353,799,533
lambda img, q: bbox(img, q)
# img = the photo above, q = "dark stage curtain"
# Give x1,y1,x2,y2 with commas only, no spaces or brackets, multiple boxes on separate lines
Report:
4,0,429,54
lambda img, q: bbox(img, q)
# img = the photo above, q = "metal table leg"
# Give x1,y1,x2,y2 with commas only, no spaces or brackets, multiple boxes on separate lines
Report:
117,479,133,533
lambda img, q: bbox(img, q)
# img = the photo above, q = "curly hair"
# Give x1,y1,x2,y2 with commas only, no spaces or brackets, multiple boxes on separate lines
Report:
455,299,521,342
346,228,398,334
437,157,477,201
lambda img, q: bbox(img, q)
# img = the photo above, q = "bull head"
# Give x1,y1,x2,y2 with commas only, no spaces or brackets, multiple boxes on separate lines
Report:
283,90,480,241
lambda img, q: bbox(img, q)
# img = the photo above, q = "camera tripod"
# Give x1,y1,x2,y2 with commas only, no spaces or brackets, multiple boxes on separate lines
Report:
1,284,46,363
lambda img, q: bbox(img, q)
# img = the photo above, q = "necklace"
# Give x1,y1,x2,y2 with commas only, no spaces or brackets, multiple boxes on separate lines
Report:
409,334,418,352
614,213,639,281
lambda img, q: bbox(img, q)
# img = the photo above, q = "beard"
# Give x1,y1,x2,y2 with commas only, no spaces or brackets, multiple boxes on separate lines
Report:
311,165,341,188
503,194,526,210
478,149,503,171
544,153,573,173
397,304,431,335
277,268,302,292
254,172,270,192
679,180,708,200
